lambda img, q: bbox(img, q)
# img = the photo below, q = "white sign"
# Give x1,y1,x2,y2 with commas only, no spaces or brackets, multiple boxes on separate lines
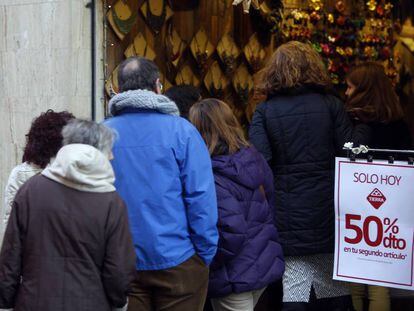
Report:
334,157,414,290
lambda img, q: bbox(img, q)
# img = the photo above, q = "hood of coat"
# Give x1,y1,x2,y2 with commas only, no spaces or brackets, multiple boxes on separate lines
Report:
42,144,115,193
212,147,265,190
109,89,180,116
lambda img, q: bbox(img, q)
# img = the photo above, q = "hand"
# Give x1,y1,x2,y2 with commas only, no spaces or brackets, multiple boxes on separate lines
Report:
112,305,127,311
232,0,258,13
112,298,128,311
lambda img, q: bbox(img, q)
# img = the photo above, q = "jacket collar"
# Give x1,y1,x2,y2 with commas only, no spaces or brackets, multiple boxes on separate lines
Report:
109,89,180,117
269,84,338,98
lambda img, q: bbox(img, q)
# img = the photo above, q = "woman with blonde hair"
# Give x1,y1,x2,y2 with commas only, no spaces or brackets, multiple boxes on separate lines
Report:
249,41,368,310
189,99,284,311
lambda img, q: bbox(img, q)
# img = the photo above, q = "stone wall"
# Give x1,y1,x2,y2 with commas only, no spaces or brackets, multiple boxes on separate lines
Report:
0,0,103,233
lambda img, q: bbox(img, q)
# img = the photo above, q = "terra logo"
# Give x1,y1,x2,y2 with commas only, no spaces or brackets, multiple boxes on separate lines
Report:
367,188,386,209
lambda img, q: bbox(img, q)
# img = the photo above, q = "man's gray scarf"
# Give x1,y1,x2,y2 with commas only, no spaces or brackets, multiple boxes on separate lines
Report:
109,89,180,116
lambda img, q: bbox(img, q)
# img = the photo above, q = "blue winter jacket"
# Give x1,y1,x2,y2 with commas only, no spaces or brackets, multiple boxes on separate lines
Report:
104,90,218,270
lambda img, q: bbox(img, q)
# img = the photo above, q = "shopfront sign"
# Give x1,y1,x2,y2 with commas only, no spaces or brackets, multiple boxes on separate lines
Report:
333,158,414,290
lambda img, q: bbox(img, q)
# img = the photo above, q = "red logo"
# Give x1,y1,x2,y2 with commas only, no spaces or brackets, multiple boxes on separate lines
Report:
367,188,386,209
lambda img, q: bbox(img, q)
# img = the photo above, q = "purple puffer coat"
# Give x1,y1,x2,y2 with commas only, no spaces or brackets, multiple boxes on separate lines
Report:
208,146,284,298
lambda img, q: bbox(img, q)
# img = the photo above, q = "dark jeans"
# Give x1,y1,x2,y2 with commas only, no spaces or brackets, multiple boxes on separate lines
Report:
128,254,209,311
282,287,353,311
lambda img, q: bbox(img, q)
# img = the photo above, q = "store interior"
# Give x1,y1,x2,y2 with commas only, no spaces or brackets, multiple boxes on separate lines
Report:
101,1,414,309
102,0,413,135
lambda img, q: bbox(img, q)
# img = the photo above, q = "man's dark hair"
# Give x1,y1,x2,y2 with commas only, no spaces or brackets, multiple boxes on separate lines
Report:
118,57,160,92
165,85,201,119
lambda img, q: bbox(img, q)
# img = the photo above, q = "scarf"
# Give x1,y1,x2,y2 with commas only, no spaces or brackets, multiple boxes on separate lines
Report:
109,89,180,116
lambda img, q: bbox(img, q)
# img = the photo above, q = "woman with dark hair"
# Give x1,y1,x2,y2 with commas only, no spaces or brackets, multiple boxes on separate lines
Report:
345,62,412,311
1,110,74,245
346,62,412,151
189,99,284,311
165,85,201,119
249,41,367,310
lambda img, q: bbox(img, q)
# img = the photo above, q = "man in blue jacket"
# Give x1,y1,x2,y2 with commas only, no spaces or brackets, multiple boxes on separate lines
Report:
104,57,218,311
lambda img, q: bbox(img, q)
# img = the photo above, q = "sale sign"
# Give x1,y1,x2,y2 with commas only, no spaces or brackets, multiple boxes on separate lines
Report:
334,158,414,290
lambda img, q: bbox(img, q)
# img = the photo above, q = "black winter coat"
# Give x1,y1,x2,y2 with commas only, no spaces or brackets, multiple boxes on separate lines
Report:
347,119,413,161
249,87,369,256
365,120,413,150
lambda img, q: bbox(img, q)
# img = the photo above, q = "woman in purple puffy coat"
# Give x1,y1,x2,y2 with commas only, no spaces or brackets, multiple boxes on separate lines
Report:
189,98,285,311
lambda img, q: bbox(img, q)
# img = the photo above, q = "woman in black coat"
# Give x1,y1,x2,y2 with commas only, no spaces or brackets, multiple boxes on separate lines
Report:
345,62,412,152
345,62,413,311
249,41,367,311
